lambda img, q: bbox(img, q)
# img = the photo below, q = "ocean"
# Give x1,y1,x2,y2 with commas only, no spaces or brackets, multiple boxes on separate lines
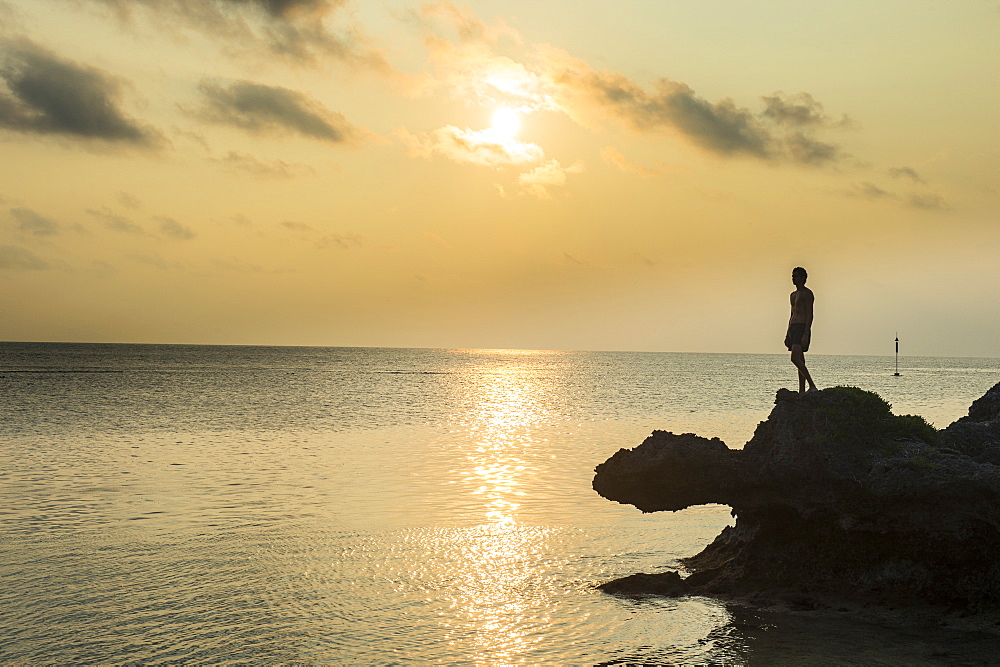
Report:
2,343,998,664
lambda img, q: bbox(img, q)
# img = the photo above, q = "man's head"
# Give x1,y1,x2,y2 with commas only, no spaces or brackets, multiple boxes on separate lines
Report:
792,266,808,286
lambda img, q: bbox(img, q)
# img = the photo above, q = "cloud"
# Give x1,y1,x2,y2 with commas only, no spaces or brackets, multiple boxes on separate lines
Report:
196,79,359,142
86,207,145,234
86,259,117,278
117,191,142,209
212,257,269,273
634,252,658,267
127,251,182,270
230,214,256,228
317,232,363,249
784,132,845,165
414,1,519,47
172,126,211,151
850,181,894,200
907,193,948,210
410,8,849,168
520,45,770,158
155,215,196,240
888,166,926,184
211,256,293,274
398,125,543,167
10,207,59,235
214,150,315,178
0,2,25,34
517,159,583,199
0,37,159,145
845,181,949,210
281,219,362,248
408,3,553,112
0,244,48,270
540,49,847,165
281,220,314,233
78,0,386,69
230,0,342,20
761,92,850,128
600,146,658,178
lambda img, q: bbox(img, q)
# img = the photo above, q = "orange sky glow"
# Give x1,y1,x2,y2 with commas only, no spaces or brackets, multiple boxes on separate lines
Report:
1,1,998,356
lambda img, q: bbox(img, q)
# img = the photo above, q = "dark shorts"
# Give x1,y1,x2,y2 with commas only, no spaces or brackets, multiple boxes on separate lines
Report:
785,323,809,352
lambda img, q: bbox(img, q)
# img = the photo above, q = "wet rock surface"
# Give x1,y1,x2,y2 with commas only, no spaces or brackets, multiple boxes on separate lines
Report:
594,383,1000,611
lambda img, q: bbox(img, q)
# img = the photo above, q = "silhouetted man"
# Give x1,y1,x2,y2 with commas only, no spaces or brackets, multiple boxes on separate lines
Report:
785,267,818,393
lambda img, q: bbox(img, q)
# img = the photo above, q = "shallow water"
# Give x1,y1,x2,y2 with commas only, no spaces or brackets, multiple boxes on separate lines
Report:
1,344,997,663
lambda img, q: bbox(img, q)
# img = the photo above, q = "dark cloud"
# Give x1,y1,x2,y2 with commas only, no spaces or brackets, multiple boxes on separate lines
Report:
634,252,658,267
228,0,341,20
172,126,211,151
316,231,362,249
155,215,196,240
785,132,844,166
549,58,846,166
253,12,364,65
80,0,385,69
11,207,59,235
196,80,357,142
845,182,949,211
0,244,48,270
281,219,362,249
117,191,142,209
86,207,145,234
889,166,926,184
907,193,948,210
851,181,893,199
657,82,774,157
230,214,256,228
761,92,850,128
0,38,159,145
231,0,387,68
578,73,773,158
281,220,314,232
215,150,315,178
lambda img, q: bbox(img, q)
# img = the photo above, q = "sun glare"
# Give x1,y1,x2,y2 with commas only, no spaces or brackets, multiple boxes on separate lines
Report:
490,107,521,139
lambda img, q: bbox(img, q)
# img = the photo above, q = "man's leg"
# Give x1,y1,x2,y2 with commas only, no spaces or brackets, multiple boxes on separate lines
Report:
791,346,817,393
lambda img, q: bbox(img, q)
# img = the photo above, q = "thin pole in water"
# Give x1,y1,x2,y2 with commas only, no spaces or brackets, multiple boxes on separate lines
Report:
894,334,901,376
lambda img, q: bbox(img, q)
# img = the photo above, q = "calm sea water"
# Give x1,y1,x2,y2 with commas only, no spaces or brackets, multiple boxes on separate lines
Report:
1,343,998,664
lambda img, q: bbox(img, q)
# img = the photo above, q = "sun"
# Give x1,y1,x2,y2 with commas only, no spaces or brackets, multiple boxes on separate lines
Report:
490,107,521,140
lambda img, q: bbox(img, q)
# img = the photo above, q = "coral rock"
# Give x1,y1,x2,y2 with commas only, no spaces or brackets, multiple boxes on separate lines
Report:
593,384,1000,610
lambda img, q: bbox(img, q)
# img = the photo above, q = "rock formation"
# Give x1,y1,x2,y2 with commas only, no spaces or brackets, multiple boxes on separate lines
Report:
593,383,1000,610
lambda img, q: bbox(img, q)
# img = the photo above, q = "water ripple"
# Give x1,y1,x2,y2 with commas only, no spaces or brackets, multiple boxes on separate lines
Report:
2,344,996,663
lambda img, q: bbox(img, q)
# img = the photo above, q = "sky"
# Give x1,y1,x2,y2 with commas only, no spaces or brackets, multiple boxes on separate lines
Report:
1,0,998,356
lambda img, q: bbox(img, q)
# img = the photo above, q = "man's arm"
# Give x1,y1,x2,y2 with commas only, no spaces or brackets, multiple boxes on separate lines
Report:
802,289,814,346
802,289,815,328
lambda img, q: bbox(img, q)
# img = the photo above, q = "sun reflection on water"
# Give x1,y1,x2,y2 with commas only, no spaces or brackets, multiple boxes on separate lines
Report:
462,358,548,526
451,355,555,659
457,525,547,663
